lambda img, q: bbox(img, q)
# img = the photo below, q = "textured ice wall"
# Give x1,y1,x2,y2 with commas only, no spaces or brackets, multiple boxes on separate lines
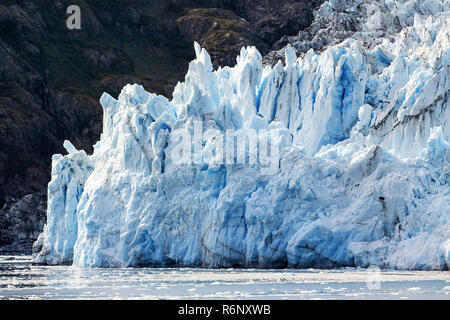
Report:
33,142,93,265
34,10,450,269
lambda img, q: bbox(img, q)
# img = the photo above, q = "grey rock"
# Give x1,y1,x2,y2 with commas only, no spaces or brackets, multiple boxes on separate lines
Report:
0,193,46,254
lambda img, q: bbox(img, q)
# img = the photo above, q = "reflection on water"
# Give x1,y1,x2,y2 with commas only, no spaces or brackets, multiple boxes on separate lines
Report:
0,256,449,300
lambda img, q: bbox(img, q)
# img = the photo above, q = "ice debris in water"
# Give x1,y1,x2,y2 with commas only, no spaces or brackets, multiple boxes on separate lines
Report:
34,6,450,270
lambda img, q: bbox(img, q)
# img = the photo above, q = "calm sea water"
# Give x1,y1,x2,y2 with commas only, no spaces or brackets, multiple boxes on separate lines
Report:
0,255,448,300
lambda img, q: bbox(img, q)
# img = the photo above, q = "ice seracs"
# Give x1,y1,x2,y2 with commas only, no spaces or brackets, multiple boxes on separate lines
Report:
267,0,450,59
34,145,93,265
34,5,450,269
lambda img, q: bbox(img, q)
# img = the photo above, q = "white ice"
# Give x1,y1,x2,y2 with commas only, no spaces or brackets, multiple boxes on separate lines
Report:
34,5,450,270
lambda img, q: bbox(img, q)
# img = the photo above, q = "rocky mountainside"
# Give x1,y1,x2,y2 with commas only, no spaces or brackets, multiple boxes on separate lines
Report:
0,0,324,253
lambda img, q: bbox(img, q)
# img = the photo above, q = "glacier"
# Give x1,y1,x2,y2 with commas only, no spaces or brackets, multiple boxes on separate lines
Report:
34,2,450,270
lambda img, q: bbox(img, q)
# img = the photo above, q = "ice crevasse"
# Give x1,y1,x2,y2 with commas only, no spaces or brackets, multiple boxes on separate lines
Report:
34,10,450,269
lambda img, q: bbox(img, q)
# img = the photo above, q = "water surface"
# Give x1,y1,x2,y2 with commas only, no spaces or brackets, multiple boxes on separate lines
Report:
0,256,448,300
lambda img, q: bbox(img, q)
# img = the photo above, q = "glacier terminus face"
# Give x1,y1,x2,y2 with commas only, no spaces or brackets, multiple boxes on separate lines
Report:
33,1,450,270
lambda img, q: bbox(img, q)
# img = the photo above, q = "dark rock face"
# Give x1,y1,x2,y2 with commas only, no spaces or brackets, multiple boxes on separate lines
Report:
0,193,46,254
175,0,324,67
177,8,270,67
0,0,323,253
239,0,322,45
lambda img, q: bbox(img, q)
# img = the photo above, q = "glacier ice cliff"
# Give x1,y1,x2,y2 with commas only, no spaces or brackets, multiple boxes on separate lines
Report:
34,4,449,269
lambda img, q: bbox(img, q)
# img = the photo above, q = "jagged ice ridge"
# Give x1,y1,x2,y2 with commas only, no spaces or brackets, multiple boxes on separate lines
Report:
34,7,450,269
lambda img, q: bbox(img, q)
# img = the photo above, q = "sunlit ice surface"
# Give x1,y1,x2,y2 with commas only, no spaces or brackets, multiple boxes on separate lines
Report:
0,256,449,300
